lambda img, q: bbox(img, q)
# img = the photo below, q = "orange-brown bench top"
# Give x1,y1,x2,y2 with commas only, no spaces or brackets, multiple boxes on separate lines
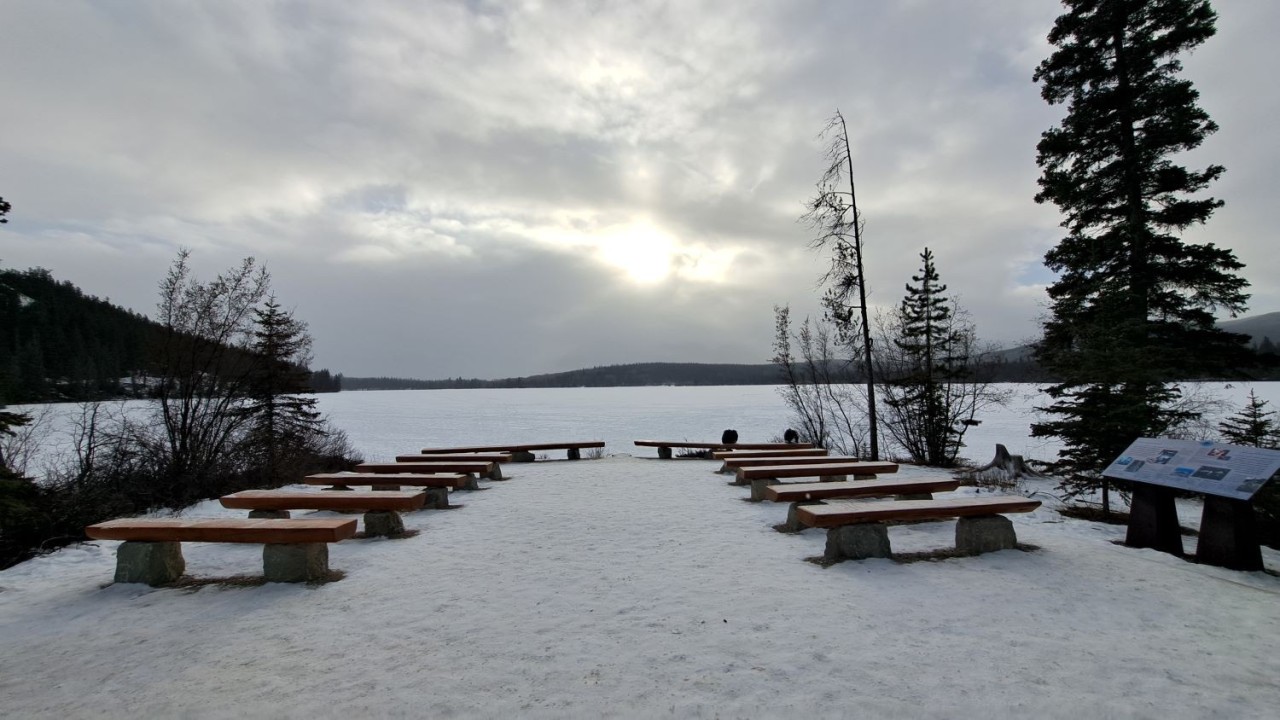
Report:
305,473,469,488
722,455,861,469
763,477,962,503
418,441,605,453
85,518,358,544
736,461,899,480
711,448,829,460
797,496,1042,528
635,440,817,450
395,453,513,463
355,461,495,474
220,490,426,512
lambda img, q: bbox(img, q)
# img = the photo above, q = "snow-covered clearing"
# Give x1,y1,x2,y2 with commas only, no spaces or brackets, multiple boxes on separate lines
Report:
2,454,1278,719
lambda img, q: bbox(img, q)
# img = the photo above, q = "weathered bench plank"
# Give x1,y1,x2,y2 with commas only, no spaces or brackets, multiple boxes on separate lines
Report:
394,453,513,463
711,448,829,460
797,496,1041,528
305,472,469,489
736,461,899,484
418,441,604,461
764,477,962,503
419,441,605,453
723,455,861,470
356,461,501,480
85,518,357,544
220,490,426,512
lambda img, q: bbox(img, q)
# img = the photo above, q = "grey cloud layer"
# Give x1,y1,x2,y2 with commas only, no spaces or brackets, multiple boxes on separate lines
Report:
1,0,1275,378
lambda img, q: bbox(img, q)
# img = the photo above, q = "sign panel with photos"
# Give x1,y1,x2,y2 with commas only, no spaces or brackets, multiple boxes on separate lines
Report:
1102,437,1280,501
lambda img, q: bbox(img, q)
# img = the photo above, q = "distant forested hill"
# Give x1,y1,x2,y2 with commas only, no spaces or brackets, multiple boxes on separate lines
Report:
0,268,343,403
0,268,161,402
344,362,786,390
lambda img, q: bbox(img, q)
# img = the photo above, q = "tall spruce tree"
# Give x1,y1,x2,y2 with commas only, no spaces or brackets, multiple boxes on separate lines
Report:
243,296,322,484
1030,0,1251,512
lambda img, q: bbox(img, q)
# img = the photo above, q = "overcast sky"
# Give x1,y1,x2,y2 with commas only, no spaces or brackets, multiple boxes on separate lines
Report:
2,1,1277,379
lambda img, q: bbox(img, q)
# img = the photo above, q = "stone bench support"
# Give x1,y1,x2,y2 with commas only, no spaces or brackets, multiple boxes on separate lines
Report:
115,541,186,585
263,543,330,582
824,524,892,562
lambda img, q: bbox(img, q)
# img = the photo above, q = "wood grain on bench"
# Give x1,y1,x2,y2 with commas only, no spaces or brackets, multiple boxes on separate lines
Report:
418,441,605,453
711,448,829,460
394,453,513,463
305,473,470,489
85,518,357,544
736,461,899,481
722,455,861,469
635,440,816,450
220,490,427,512
764,477,962,503
797,496,1042,528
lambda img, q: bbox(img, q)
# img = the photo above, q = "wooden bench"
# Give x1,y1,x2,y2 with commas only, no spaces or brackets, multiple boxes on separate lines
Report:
635,440,816,460
796,496,1042,562
220,490,427,537
719,454,859,474
305,472,472,506
735,461,900,498
711,448,829,460
417,441,605,462
763,477,963,531
355,460,502,481
84,518,356,585
394,453,513,464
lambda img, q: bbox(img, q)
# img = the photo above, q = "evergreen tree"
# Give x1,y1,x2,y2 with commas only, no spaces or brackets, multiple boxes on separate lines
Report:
243,296,322,484
1218,390,1277,448
1029,0,1251,512
0,196,10,223
879,249,998,466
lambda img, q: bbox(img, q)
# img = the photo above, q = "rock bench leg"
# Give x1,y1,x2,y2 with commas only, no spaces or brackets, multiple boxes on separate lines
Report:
955,515,1017,554
263,543,329,582
115,541,185,585
487,465,505,480
749,478,774,502
824,523,892,562
363,511,405,537
567,447,581,460
249,509,291,519
510,450,537,463
424,487,450,508
658,446,672,460
780,501,821,533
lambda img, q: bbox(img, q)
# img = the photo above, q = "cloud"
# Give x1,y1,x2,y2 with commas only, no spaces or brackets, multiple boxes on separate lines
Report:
2,0,1276,377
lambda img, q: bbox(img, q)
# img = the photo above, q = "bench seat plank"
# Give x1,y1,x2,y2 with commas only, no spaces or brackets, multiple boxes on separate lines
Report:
418,441,605,453
635,440,816,451
220,490,426,512
85,518,357,544
355,461,496,474
798,496,1042,528
711,448,829,460
723,455,860,469
394,453,513,463
737,461,899,480
305,473,469,489
764,477,962,502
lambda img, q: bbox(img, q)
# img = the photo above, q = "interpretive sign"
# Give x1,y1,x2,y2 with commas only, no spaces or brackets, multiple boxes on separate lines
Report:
1103,437,1280,501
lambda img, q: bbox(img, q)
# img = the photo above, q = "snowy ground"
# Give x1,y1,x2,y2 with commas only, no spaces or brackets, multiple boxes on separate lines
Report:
2,454,1279,719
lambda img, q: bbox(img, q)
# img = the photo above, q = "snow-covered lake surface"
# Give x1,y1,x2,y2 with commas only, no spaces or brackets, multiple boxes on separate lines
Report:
3,383,1280,717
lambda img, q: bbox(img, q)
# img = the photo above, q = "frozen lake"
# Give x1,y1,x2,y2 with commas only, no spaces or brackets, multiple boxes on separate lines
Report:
312,382,1280,465
12,382,1279,470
